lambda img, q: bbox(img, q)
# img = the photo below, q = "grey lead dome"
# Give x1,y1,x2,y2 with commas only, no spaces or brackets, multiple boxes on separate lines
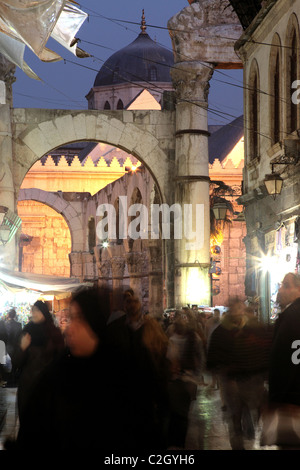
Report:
94,32,174,87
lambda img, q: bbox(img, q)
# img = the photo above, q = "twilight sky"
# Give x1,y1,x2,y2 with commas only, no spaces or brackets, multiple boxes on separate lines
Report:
11,0,243,125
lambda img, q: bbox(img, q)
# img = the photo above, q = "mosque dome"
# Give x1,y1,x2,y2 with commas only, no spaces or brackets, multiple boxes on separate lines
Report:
93,13,174,87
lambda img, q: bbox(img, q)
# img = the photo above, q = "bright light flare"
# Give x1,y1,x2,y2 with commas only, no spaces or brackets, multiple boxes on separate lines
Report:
258,253,277,273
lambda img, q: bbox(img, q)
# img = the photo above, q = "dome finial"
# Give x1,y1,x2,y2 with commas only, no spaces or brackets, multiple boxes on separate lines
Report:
140,9,147,34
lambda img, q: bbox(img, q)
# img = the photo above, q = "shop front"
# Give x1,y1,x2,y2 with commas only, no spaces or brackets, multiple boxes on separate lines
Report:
258,221,299,323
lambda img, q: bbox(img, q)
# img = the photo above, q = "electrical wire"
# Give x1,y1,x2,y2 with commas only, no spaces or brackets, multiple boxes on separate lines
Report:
12,3,299,143
82,4,300,51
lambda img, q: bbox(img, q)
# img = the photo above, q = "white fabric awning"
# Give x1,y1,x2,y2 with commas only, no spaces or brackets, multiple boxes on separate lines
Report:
0,267,92,298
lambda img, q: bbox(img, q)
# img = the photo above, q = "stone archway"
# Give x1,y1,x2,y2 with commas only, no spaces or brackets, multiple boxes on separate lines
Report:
12,109,175,298
18,188,85,253
12,109,175,207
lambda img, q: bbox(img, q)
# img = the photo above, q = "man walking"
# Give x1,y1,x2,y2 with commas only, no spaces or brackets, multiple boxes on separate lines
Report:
268,273,300,405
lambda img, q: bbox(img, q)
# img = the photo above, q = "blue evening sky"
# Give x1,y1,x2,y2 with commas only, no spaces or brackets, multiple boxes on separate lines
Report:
11,0,243,125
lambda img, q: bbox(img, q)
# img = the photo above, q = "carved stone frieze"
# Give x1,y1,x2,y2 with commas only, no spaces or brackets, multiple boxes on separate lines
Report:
99,260,111,278
126,251,144,275
110,256,125,278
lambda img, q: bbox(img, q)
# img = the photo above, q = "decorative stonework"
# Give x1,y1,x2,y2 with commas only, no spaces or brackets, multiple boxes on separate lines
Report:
168,1,243,67
0,53,16,104
171,63,215,102
110,257,126,279
99,260,111,279
126,251,145,276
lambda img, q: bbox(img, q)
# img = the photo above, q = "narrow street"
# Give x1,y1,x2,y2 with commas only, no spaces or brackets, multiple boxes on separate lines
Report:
0,381,278,451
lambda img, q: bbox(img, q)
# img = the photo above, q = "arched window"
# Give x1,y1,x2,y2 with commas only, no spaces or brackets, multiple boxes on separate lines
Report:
117,99,124,110
248,60,260,160
149,67,157,81
273,53,280,143
269,36,282,145
286,16,300,135
113,197,124,245
128,187,143,250
88,217,96,253
104,101,111,110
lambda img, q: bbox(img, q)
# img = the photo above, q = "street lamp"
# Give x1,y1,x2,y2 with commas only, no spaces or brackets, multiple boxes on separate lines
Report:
264,152,300,198
263,172,283,199
0,225,10,245
0,205,22,246
212,201,228,221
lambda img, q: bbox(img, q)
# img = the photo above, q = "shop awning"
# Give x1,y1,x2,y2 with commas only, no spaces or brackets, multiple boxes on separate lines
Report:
0,267,92,299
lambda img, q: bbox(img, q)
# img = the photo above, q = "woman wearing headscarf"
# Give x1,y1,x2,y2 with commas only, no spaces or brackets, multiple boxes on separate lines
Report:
13,300,64,423
13,287,170,451
14,288,128,450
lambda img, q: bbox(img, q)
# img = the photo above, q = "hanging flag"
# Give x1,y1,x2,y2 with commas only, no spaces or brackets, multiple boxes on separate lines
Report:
0,0,89,77
0,0,66,57
51,1,89,57
0,31,40,80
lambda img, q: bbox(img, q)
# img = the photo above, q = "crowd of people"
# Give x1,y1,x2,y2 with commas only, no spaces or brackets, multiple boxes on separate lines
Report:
0,273,300,450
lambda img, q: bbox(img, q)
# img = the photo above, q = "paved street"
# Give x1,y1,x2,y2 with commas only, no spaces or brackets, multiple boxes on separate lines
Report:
0,380,279,451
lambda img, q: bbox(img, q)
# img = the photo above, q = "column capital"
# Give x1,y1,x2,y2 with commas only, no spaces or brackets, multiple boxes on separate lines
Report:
171,62,215,102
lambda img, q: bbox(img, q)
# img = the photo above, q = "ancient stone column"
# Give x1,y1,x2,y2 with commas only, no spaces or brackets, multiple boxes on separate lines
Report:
168,1,242,307
0,55,16,268
171,63,214,307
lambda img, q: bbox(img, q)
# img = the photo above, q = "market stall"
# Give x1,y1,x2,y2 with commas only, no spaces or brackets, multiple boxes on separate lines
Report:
0,267,92,326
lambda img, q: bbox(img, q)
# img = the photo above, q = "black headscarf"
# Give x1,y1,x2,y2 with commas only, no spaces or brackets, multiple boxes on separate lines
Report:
70,288,111,340
23,301,55,346
33,301,53,323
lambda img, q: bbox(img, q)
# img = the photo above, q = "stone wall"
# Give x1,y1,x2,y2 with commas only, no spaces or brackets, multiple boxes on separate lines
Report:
18,201,71,277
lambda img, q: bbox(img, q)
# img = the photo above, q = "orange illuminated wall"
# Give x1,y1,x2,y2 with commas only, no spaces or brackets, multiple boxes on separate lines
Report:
209,137,246,307
18,147,139,277
18,201,71,277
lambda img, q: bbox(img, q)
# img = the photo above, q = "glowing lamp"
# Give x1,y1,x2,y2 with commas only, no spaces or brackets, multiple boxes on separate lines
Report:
264,173,283,199
212,201,228,221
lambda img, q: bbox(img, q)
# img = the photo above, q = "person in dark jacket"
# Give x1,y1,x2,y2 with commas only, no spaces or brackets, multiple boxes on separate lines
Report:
269,272,300,406
207,298,271,450
13,300,64,423
14,288,169,451
0,316,7,384
5,309,22,358
5,309,22,387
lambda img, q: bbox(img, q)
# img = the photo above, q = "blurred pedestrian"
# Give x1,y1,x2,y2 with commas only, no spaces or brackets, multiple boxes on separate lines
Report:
205,308,221,345
166,310,205,448
261,273,300,447
207,299,268,450
268,273,300,405
0,315,7,385
14,288,169,451
122,293,171,449
205,308,221,388
5,309,22,387
13,300,64,423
